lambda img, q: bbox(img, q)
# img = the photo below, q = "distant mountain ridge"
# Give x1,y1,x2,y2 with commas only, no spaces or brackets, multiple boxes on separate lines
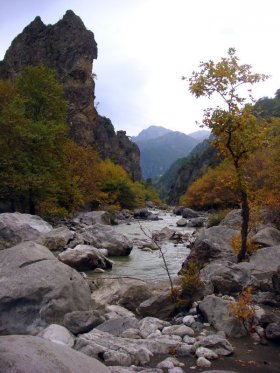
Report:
132,126,207,180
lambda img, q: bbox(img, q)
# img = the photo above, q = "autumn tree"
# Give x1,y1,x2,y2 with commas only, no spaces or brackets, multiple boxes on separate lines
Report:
186,48,269,261
0,65,68,214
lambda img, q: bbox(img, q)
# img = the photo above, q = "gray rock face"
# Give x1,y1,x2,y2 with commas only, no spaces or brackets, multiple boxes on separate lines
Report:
0,241,91,334
91,278,155,312
80,224,133,256
0,212,52,249
185,226,238,267
220,209,242,229
137,291,178,320
73,211,111,225
0,335,109,373
58,244,113,271
0,11,141,181
181,208,200,219
199,260,251,294
38,324,75,347
192,334,234,356
251,227,280,248
37,226,74,251
96,317,139,337
265,322,280,342
198,295,247,338
63,310,104,335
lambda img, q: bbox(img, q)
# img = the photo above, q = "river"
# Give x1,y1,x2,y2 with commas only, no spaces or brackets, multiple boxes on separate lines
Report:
86,210,194,282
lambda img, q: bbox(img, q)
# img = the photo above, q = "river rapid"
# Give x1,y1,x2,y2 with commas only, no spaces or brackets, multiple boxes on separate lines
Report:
87,210,194,282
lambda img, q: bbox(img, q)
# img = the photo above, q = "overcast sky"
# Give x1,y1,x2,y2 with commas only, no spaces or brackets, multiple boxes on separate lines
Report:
1,0,279,136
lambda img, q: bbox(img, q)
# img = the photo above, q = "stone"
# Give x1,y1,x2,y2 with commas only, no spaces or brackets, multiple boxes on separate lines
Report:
182,315,196,326
0,241,91,335
175,343,193,357
199,295,247,338
96,317,139,337
105,305,136,319
0,335,109,373
183,226,238,268
197,356,212,368
0,11,141,180
91,278,155,312
272,266,280,293
265,323,280,342
63,310,104,335
80,224,133,256
182,208,200,219
0,212,52,249
251,227,280,248
108,368,163,373
139,317,170,338
137,291,178,320
162,324,194,337
152,226,175,241
58,244,113,271
183,335,196,344
220,209,242,229
73,211,111,225
196,347,218,360
192,334,234,356
169,368,185,373
120,328,142,339
173,206,185,215
38,324,75,347
199,260,251,295
157,356,185,369
176,218,188,227
37,226,74,251
187,217,205,227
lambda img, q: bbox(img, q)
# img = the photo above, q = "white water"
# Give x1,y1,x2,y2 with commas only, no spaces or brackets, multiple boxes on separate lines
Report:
86,210,194,282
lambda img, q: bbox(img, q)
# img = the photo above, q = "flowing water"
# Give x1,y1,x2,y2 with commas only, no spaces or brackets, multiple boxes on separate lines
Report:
86,210,194,282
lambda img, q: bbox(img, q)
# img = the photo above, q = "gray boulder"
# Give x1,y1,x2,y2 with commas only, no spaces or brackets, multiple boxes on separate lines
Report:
0,335,109,373
0,241,91,335
251,227,280,248
96,317,139,337
199,260,251,295
265,322,280,342
37,226,74,251
220,209,242,229
80,224,133,256
187,217,205,227
91,278,155,312
58,244,113,271
182,208,200,219
38,324,75,347
0,212,52,249
137,291,178,320
192,334,234,355
176,218,188,227
152,226,175,241
173,206,185,215
63,310,104,335
73,211,111,225
185,226,238,267
198,295,247,338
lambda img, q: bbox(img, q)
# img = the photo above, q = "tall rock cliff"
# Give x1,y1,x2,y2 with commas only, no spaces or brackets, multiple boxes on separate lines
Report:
0,10,141,181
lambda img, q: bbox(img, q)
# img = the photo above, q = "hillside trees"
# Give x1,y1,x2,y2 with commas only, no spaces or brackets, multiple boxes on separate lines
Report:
186,48,269,261
0,65,161,215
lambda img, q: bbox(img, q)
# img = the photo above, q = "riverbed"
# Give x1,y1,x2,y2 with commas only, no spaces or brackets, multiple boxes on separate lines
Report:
86,210,194,282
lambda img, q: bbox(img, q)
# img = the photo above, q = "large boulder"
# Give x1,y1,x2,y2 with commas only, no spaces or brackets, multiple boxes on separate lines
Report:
79,224,133,256
137,291,180,320
0,241,91,335
73,211,111,226
0,335,109,373
63,310,104,335
251,227,280,248
0,212,52,249
37,226,74,251
96,317,139,337
198,295,247,338
38,324,75,348
58,244,113,271
220,209,242,229
181,208,200,219
199,260,251,295
184,226,238,268
91,278,155,312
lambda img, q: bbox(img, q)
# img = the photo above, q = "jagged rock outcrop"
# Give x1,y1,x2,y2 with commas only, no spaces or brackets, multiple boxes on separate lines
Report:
0,10,141,180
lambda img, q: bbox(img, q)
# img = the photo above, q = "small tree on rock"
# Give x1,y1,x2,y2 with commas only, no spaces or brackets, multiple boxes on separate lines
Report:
185,48,269,261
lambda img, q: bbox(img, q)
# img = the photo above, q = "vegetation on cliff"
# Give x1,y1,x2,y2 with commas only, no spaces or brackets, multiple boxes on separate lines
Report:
0,65,160,216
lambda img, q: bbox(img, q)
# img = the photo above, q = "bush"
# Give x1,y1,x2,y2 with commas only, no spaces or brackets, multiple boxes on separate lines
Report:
206,209,231,227
180,259,202,297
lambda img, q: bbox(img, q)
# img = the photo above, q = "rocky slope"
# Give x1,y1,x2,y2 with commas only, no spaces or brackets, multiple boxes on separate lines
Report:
0,10,141,180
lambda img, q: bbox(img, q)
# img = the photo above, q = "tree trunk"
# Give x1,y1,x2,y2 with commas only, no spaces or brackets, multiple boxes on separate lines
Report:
237,189,249,262
28,189,36,215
